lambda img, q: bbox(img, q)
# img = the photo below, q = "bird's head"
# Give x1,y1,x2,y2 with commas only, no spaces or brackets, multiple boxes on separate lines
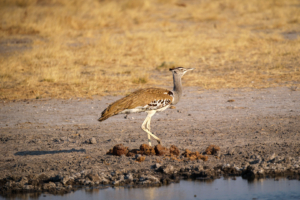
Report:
169,67,194,77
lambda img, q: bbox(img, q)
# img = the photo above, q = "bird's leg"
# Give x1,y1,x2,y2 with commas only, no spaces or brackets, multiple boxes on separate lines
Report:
141,111,161,146
142,126,161,145
147,130,151,147
142,116,152,146
145,116,162,145
146,118,151,132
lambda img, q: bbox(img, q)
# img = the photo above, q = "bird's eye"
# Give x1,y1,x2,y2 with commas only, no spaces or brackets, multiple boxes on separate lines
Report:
174,71,177,74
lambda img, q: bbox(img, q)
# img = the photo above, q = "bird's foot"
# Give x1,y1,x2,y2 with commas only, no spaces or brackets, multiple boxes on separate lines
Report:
148,139,152,147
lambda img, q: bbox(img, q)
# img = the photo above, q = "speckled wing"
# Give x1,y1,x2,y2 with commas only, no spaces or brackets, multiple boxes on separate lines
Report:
98,88,174,121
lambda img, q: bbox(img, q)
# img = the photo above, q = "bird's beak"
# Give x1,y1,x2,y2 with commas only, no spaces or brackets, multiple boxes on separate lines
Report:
184,68,194,74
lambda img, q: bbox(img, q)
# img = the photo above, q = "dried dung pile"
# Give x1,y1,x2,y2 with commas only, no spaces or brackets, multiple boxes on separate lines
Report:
182,149,208,161
107,144,180,159
205,145,220,155
107,144,217,162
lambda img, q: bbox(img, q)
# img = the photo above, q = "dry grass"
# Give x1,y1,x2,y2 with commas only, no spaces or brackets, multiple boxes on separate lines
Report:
0,0,299,100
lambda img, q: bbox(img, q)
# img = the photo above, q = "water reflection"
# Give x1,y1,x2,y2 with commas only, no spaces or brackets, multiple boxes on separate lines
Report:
1,177,300,200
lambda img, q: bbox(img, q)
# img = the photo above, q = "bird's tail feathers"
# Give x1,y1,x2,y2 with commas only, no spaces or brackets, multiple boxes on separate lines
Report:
98,95,132,122
98,115,110,122
98,108,111,122
98,104,121,122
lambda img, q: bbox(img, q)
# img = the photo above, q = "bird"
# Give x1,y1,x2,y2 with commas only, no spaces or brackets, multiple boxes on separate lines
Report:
98,67,194,146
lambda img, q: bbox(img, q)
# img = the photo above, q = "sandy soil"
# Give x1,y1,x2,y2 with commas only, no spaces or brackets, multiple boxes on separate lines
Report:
0,87,300,195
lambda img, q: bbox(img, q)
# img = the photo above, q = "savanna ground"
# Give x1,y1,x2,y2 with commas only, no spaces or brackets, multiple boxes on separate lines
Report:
0,0,300,196
0,87,300,196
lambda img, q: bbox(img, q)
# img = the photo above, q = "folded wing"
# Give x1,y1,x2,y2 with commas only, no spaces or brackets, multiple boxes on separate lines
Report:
98,88,174,121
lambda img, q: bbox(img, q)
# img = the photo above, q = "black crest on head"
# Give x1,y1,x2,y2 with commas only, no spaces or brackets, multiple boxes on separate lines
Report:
169,67,183,71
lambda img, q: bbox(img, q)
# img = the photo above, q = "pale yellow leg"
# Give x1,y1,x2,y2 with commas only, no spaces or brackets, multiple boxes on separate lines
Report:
141,110,161,146
146,118,151,132
147,131,151,146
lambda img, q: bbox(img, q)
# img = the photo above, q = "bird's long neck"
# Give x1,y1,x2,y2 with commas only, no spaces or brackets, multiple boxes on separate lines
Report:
172,73,182,105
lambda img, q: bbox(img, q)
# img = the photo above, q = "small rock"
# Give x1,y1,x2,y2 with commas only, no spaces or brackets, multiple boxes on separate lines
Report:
111,171,117,176
87,173,101,182
250,155,262,165
61,176,71,185
5,180,14,187
84,180,92,186
23,185,34,190
102,178,110,184
269,152,276,160
228,149,235,155
162,165,174,174
139,177,146,182
89,137,97,144
146,175,160,183
125,173,133,181
112,180,120,186
38,174,49,182
43,182,56,190
284,156,291,164
258,168,264,175
78,178,85,185
135,154,141,159
55,182,63,187
18,176,28,186
154,163,162,170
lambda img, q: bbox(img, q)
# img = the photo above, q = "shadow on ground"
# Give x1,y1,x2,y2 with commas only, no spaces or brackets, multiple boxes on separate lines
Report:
14,148,86,156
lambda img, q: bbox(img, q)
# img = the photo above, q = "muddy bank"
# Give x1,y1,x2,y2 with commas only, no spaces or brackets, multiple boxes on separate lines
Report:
0,87,300,196
1,144,300,197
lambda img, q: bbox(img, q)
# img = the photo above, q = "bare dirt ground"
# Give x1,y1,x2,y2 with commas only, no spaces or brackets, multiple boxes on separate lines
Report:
0,86,300,196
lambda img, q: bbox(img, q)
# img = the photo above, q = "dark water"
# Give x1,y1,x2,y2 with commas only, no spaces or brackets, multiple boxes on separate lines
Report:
2,177,300,200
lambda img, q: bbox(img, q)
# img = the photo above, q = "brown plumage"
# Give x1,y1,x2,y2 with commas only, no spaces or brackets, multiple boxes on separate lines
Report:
98,87,173,122
98,67,194,146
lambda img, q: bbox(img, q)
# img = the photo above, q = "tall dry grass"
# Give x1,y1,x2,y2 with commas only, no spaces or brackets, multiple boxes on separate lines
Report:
0,0,299,100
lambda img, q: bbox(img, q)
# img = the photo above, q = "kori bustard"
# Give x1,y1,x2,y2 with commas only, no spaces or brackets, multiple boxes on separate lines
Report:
98,67,194,146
